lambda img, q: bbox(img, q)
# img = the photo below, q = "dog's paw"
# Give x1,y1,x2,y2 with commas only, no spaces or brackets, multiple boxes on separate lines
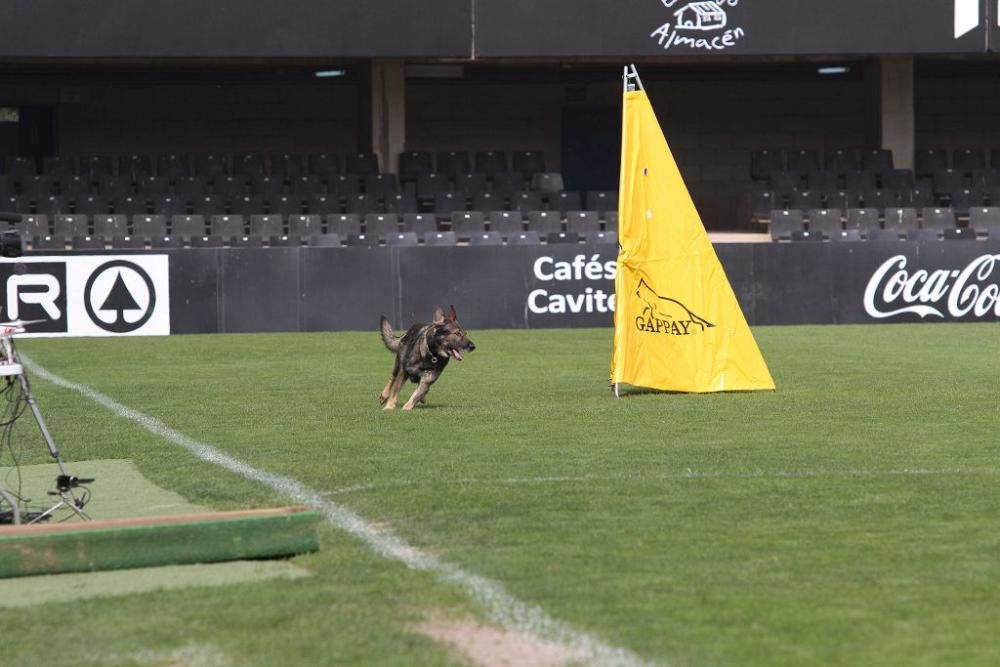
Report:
378,394,388,404
382,402,396,411
401,404,414,411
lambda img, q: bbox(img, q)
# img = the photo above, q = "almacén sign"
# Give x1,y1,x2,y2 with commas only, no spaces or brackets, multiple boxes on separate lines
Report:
5,243,1000,335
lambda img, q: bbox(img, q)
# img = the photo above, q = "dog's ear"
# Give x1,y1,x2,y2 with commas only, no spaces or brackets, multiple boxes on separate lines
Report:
447,305,458,322
432,306,445,324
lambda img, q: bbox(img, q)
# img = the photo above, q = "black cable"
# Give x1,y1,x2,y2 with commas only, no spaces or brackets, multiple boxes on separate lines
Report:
0,375,33,521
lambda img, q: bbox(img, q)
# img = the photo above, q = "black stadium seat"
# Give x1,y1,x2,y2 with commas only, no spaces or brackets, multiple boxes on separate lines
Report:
250,214,284,238
565,210,601,233
474,150,508,176
171,214,207,238
506,230,541,245
327,213,360,237
970,206,1000,236
402,213,438,234
345,152,379,175
487,211,522,235
511,150,545,175
436,151,470,179
823,148,861,176
133,214,168,237
806,209,842,237
882,207,919,232
526,210,561,234
845,208,880,233
467,231,503,246
751,148,784,181
289,214,324,236
422,231,457,246
398,151,433,183
921,207,957,230
364,213,399,237
93,214,129,238
943,227,976,241
769,209,804,241
828,229,863,242
450,211,486,237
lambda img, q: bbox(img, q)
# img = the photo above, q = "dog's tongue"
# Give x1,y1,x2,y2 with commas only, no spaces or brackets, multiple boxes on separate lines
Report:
451,349,463,361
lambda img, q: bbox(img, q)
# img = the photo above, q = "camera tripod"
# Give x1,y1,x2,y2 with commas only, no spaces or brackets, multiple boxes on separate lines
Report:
0,319,93,525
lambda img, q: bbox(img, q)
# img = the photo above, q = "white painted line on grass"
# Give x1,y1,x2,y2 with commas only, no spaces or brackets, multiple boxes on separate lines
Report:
327,467,1000,495
22,355,655,667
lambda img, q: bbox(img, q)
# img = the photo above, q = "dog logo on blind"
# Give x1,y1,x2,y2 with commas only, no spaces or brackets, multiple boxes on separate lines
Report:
634,278,715,336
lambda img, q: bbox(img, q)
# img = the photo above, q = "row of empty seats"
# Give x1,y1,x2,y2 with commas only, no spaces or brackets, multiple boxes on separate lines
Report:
0,149,549,181
0,170,573,201
24,228,615,252
751,148,895,181
751,182,1000,221
749,147,1000,224
752,146,1000,181
1,188,618,219
769,206,1000,241
6,209,619,250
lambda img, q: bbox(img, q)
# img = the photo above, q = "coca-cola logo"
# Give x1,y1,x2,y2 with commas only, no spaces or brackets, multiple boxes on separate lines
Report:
863,254,1000,319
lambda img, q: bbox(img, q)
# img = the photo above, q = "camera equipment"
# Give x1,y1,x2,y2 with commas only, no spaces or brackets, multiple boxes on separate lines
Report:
0,230,22,258
0,318,93,524
0,213,24,258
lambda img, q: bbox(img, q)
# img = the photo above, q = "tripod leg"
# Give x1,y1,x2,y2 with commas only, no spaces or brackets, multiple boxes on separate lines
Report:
0,483,19,524
18,373,69,475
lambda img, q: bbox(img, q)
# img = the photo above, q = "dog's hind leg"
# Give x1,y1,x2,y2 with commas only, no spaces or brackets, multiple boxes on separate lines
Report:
402,378,435,410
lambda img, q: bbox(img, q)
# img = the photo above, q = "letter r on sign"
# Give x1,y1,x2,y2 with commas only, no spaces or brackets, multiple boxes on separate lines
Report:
7,274,62,320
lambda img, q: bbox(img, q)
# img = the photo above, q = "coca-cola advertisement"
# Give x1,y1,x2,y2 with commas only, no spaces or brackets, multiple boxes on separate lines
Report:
864,253,1000,321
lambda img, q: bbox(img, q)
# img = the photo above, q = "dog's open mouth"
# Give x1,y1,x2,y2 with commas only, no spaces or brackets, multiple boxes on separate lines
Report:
450,349,464,361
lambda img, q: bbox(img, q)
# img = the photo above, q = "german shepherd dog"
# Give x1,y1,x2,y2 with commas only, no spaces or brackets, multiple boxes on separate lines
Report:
379,305,475,410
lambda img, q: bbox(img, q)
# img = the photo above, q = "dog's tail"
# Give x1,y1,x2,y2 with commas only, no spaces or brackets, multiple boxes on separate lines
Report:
379,316,401,352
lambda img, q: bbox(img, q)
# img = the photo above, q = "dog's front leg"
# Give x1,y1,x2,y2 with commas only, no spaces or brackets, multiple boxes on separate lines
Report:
379,372,396,405
402,379,434,410
383,371,408,410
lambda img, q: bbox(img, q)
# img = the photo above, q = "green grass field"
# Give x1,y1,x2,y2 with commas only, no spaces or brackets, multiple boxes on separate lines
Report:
4,323,1000,667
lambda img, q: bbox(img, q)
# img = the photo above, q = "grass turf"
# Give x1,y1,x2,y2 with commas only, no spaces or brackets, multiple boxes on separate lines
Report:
2,323,999,666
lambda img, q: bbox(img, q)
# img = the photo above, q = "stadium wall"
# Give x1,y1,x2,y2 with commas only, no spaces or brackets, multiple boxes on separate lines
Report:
149,242,1000,333
0,0,987,58
6,242,999,337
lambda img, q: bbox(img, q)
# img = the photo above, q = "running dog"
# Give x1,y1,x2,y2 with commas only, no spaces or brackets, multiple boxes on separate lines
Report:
379,305,475,410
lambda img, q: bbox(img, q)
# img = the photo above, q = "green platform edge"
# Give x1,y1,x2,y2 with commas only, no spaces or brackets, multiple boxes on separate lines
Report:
0,510,321,579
